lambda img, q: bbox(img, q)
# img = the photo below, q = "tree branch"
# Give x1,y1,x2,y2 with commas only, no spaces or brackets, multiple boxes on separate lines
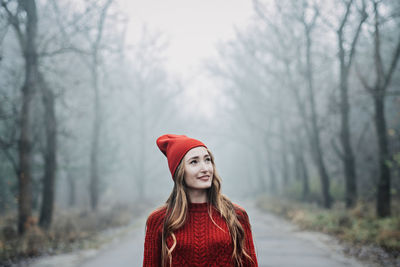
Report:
382,33,400,91
38,45,91,57
355,119,371,152
1,0,25,47
347,0,368,69
93,0,113,51
355,62,374,94
0,131,18,174
331,138,345,160
338,0,354,35
373,1,384,87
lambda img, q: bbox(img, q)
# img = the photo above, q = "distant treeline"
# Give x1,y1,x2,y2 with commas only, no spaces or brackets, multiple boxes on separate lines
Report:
0,0,180,235
209,0,400,217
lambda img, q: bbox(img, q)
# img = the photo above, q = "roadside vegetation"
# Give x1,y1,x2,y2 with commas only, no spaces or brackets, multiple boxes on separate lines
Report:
257,192,400,266
0,202,149,266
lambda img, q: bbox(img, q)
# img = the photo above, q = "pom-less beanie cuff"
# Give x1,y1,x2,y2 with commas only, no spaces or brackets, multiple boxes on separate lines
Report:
156,134,207,179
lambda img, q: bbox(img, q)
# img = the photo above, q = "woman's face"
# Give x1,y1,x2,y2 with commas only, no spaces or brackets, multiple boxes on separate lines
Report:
183,146,213,190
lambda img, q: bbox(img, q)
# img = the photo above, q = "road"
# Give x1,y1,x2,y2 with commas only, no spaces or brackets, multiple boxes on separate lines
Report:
23,200,371,267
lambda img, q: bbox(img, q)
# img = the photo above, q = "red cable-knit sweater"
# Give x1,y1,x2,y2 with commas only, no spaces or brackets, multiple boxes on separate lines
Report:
143,202,258,266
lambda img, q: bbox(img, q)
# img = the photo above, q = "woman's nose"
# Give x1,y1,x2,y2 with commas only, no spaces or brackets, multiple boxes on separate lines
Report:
200,161,208,171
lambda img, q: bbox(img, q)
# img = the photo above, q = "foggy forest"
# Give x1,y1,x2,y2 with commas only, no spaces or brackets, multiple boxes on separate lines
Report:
0,0,399,266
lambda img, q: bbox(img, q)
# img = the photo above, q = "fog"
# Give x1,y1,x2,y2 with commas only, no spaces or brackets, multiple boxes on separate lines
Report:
0,0,399,245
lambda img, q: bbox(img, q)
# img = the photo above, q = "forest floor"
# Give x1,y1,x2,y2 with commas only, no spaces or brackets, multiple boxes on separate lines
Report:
9,198,394,267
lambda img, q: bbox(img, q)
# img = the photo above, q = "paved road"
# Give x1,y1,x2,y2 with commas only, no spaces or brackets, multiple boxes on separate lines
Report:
244,202,368,267
25,201,371,267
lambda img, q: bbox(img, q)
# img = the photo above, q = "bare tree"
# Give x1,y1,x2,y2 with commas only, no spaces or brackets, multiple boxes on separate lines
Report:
1,0,39,234
252,0,333,207
208,39,277,194
49,0,116,211
38,72,57,229
0,90,19,213
332,0,368,208
357,0,400,217
300,2,332,208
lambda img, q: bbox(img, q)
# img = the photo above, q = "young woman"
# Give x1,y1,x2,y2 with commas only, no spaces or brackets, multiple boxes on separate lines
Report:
143,134,258,267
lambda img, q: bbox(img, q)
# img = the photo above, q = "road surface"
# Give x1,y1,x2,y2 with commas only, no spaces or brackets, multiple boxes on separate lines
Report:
22,200,371,267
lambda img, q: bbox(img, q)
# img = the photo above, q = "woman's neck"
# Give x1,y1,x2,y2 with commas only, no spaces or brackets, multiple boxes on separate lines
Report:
187,188,208,203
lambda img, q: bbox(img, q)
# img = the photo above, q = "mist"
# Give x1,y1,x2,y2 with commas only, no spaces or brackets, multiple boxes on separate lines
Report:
1,0,399,266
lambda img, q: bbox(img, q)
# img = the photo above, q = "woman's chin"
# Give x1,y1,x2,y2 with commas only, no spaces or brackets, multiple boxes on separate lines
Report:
188,181,212,190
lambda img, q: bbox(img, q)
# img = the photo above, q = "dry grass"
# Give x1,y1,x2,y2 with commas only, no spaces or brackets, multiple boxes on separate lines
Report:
0,202,149,265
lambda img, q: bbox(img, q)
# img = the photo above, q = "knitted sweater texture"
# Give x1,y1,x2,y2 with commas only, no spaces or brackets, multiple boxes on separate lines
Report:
143,202,258,267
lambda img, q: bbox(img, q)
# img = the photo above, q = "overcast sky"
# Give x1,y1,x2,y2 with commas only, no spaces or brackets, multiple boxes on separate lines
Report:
122,0,254,75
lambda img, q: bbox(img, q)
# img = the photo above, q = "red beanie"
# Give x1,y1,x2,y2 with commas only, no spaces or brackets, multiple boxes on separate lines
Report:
156,134,207,179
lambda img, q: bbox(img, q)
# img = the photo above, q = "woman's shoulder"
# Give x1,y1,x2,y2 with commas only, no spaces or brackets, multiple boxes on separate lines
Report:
232,203,250,222
146,205,168,227
232,203,247,214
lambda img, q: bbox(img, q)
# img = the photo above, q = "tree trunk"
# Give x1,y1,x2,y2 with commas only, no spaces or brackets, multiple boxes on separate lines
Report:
87,0,113,210
365,0,400,217
315,149,331,208
374,96,391,217
300,152,310,200
137,89,145,199
339,70,357,208
67,172,76,207
268,164,277,194
279,115,289,187
0,181,5,215
265,137,277,194
256,156,267,193
336,0,366,208
305,27,332,208
89,59,100,211
293,137,310,200
38,73,57,230
18,84,33,233
17,0,38,235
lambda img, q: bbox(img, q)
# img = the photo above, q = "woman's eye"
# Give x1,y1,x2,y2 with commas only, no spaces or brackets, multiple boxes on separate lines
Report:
205,158,211,162
190,160,197,164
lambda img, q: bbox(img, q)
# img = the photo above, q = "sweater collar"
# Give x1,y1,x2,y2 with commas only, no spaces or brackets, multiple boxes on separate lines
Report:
188,202,209,212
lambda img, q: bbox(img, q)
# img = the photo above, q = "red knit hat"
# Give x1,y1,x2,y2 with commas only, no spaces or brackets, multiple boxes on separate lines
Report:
156,134,207,179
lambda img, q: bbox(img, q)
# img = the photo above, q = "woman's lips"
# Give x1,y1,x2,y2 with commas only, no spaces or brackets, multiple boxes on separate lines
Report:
198,175,210,181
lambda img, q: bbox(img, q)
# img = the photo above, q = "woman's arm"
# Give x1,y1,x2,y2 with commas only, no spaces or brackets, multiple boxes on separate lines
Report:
143,209,164,267
235,206,258,266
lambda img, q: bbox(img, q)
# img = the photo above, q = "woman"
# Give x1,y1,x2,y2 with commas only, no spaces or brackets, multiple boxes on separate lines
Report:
143,134,258,267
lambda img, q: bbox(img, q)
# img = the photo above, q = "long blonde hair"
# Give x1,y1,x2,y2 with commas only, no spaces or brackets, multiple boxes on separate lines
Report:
160,149,253,266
